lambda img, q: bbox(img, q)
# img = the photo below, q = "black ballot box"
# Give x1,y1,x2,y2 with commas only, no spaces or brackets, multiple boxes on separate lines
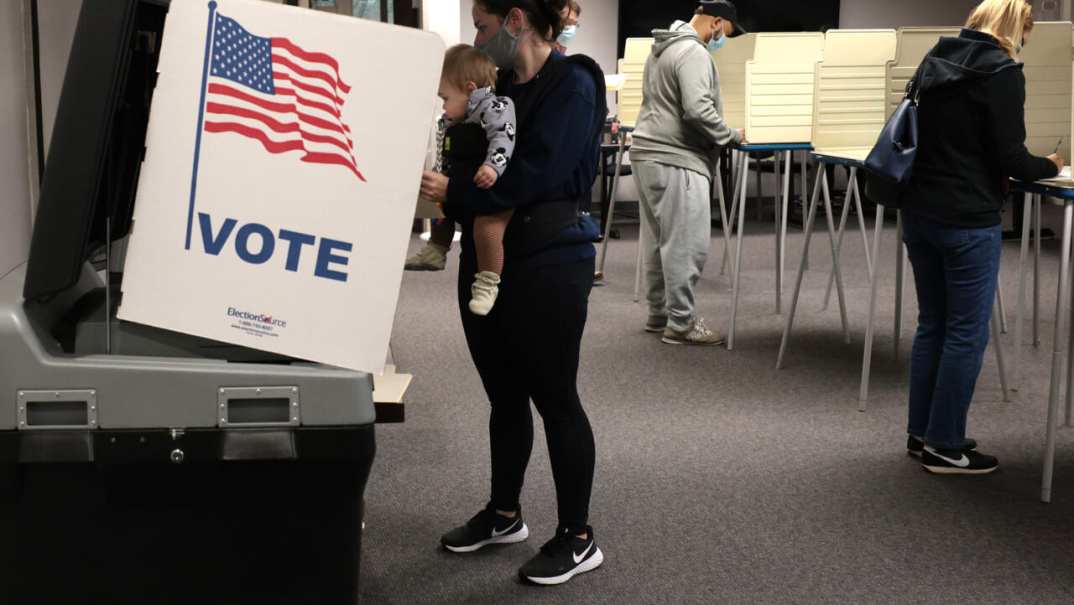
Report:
3,427,374,605
0,1,380,602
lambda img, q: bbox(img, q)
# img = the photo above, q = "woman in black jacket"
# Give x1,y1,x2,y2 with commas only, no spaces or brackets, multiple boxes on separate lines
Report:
418,0,607,586
902,0,1063,475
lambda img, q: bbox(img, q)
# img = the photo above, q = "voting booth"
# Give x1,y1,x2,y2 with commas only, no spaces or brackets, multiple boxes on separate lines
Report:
886,27,959,117
774,30,898,368
810,29,898,161
1022,21,1074,163
0,0,442,602
712,33,757,133
618,37,652,127
744,33,825,144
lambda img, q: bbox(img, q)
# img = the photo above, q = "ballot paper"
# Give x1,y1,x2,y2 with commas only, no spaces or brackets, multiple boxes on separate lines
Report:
119,0,444,373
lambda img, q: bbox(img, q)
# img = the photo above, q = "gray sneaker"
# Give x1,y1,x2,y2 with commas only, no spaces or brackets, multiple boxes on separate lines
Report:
405,243,448,271
661,317,725,346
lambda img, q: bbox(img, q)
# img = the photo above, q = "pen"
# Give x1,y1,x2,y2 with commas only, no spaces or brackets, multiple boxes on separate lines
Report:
1056,139,1064,154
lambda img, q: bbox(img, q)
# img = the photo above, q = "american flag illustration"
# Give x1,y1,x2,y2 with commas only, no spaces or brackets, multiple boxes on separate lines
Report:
201,10,365,181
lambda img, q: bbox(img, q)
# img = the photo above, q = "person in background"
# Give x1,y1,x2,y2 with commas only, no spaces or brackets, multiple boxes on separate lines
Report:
554,0,581,53
419,0,607,586
901,0,1064,474
630,0,745,346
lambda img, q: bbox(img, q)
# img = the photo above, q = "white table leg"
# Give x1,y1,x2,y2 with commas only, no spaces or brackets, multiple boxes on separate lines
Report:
595,137,626,281
715,160,732,279
774,152,783,314
993,294,1011,403
780,151,792,315
997,276,1009,334
776,170,825,369
756,156,765,222
728,155,751,351
851,172,872,276
1042,199,1073,503
823,165,854,311
1015,193,1033,391
1035,194,1043,347
821,170,851,344
721,152,744,276
859,203,887,411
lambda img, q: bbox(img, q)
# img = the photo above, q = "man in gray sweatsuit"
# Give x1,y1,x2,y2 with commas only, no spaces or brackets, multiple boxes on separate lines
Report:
631,0,745,345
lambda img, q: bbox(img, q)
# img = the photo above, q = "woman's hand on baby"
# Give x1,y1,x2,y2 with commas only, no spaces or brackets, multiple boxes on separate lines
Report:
474,165,498,189
420,171,449,204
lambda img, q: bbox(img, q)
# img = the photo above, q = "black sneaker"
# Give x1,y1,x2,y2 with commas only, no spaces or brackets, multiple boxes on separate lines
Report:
519,527,604,586
921,446,998,475
440,507,529,553
907,435,978,458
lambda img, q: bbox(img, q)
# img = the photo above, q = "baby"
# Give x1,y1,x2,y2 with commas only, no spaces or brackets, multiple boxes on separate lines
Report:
406,44,516,316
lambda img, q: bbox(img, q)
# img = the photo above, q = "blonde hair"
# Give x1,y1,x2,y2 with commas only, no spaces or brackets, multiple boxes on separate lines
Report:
966,0,1034,57
441,44,498,92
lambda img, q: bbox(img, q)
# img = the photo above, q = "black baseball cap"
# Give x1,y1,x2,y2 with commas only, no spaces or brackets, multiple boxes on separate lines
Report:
697,0,747,37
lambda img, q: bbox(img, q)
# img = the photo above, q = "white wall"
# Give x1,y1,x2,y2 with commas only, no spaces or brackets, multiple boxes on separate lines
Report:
0,0,34,276
839,0,979,28
459,0,619,113
424,0,462,46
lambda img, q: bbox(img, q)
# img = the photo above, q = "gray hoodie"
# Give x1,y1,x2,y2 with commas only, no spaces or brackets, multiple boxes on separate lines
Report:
630,21,742,180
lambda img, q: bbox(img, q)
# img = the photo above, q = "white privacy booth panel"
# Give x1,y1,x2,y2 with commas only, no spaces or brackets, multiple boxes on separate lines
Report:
812,29,898,160
886,27,960,117
618,37,652,128
745,33,825,144
712,33,757,132
1022,22,1073,161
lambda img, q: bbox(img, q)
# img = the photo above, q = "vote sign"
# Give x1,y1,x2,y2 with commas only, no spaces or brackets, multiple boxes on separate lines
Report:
119,0,444,372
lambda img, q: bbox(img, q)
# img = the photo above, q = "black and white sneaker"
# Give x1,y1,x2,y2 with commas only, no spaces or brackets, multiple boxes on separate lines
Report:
907,435,978,458
519,527,604,586
440,507,529,553
921,446,998,475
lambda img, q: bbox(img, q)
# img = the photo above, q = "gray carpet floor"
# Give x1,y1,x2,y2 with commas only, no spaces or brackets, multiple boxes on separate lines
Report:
361,213,1074,605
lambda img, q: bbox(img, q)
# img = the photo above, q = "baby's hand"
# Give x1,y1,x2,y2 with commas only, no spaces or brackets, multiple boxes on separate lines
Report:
475,165,498,189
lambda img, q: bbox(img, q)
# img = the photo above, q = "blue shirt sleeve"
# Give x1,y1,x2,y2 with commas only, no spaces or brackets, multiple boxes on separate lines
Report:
445,64,598,216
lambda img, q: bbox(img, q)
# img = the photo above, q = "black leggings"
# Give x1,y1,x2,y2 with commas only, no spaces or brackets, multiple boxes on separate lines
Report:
458,254,596,534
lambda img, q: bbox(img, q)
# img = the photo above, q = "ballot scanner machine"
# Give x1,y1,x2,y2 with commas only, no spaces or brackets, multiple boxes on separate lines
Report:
1,1,375,602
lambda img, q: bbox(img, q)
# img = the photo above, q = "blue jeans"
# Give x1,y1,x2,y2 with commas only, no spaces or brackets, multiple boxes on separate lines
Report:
902,213,1001,450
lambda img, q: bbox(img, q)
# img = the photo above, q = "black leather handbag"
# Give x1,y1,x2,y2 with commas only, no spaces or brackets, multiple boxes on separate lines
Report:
864,78,921,208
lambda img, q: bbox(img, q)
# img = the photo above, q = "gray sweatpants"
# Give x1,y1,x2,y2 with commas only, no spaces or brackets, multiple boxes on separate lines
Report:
633,160,711,333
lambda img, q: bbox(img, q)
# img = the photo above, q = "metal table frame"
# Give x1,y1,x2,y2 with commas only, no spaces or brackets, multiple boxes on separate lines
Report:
1011,180,1074,503
727,143,814,350
856,199,1011,412
777,153,873,368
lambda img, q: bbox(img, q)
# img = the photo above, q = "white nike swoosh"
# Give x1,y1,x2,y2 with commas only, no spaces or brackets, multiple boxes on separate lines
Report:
573,542,594,564
930,450,970,468
491,519,519,537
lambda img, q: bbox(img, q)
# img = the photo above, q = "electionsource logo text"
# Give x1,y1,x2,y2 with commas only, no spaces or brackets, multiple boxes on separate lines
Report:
227,307,287,328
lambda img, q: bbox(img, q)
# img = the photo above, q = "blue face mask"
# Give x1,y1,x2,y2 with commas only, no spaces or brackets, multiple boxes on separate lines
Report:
557,25,578,46
708,32,727,52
